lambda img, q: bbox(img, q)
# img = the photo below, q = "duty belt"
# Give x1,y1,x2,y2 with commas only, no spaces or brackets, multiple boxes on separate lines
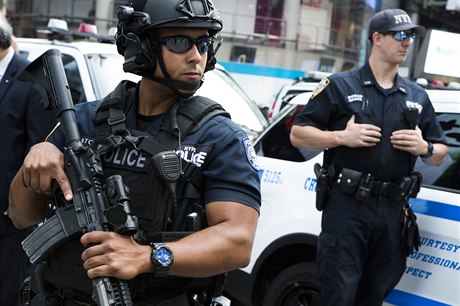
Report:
370,181,394,198
334,167,422,202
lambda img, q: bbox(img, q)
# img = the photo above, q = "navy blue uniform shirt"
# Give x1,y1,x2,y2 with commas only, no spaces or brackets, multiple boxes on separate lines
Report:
47,92,261,219
294,62,447,181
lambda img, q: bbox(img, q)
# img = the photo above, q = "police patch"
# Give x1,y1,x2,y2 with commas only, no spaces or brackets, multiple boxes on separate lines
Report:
243,137,259,171
406,100,423,113
310,77,330,99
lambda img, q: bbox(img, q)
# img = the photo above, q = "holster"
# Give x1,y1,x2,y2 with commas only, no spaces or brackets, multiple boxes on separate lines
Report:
314,163,333,211
401,203,421,256
408,172,423,198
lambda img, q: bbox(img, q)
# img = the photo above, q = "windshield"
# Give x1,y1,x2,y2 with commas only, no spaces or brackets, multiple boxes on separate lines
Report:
85,53,140,99
196,68,267,138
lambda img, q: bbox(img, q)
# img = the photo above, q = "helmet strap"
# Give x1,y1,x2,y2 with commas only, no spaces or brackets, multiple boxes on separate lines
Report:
148,38,203,97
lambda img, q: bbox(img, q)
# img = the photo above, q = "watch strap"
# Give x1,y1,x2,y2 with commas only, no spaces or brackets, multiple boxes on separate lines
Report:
420,141,434,159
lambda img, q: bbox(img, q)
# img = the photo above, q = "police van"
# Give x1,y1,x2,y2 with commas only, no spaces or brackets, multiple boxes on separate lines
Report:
225,88,460,306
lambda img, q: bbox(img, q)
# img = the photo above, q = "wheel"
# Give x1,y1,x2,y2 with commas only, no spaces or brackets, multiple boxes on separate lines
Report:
261,262,321,306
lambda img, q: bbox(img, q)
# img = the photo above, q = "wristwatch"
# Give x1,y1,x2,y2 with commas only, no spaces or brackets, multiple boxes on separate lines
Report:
150,243,174,278
420,141,434,159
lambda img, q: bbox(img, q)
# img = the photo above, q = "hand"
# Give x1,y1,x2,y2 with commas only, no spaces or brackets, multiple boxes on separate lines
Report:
342,114,381,147
22,142,72,200
390,126,426,155
81,231,151,280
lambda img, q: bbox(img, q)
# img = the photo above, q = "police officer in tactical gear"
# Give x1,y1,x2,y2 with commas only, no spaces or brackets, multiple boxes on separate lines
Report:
8,0,261,305
291,8,448,306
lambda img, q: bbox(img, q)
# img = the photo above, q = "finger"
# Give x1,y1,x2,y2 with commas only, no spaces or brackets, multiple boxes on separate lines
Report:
364,136,380,144
55,169,73,201
86,264,111,279
80,231,105,247
81,243,105,262
28,166,48,194
362,138,379,146
81,231,117,248
365,125,382,132
366,129,382,137
82,251,110,278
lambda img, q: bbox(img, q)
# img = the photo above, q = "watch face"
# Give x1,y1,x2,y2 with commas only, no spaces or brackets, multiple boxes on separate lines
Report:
156,247,173,266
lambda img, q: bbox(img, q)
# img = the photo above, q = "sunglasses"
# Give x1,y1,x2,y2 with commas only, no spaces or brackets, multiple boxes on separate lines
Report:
384,31,416,42
159,35,214,53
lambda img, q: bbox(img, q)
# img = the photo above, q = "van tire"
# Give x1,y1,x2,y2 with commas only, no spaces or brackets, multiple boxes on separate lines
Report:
261,262,321,306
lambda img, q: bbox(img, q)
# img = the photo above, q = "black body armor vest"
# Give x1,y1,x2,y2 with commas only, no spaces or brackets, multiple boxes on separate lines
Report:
42,81,230,302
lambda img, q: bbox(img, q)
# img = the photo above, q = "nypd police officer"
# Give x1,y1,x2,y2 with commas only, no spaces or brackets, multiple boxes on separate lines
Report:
8,0,260,305
290,9,448,306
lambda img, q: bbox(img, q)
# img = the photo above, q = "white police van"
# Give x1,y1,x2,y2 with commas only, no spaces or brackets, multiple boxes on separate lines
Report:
225,88,460,306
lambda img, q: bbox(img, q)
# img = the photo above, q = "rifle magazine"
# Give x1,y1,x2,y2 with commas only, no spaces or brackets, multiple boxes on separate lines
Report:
22,207,81,264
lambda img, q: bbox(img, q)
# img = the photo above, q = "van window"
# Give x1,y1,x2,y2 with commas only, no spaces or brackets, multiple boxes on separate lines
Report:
62,55,85,104
18,51,84,104
255,105,321,161
414,112,460,192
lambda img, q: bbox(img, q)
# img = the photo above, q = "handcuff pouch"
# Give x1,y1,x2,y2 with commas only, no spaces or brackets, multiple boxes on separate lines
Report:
337,168,362,194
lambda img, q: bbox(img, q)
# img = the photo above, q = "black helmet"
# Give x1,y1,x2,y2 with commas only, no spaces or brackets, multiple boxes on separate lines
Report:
116,0,223,95
138,0,222,34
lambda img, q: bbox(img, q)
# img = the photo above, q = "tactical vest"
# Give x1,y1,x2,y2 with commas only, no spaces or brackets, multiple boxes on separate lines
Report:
42,80,230,303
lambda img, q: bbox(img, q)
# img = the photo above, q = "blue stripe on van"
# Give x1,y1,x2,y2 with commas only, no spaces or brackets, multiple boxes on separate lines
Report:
385,289,451,305
410,198,460,222
219,61,305,79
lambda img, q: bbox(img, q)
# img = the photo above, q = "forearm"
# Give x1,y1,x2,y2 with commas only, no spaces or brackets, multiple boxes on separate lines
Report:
7,166,48,228
422,143,448,166
290,125,343,150
168,219,256,277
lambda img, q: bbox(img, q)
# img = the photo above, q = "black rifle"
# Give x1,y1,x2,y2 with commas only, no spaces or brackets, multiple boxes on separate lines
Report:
18,49,137,306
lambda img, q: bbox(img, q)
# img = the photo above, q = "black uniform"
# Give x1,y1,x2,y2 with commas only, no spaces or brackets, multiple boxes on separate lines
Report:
294,62,446,305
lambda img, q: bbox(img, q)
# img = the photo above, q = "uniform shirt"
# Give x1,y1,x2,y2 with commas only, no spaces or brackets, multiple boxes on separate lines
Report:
294,62,447,181
47,89,261,224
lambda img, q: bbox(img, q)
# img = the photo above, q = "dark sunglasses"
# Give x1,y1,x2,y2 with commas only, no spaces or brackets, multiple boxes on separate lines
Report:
159,35,214,53
383,30,416,42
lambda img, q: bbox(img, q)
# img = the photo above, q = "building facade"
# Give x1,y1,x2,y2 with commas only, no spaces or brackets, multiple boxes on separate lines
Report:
2,0,459,77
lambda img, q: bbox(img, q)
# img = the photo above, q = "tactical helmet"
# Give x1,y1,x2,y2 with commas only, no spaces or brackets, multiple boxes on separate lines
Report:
116,0,223,95
137,0,222,33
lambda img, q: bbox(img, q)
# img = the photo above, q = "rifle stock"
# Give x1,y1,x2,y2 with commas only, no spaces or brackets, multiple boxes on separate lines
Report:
19,49,137,306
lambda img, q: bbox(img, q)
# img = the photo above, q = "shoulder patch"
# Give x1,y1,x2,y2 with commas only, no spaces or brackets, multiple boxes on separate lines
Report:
243,137,259,171
311,77,330,99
